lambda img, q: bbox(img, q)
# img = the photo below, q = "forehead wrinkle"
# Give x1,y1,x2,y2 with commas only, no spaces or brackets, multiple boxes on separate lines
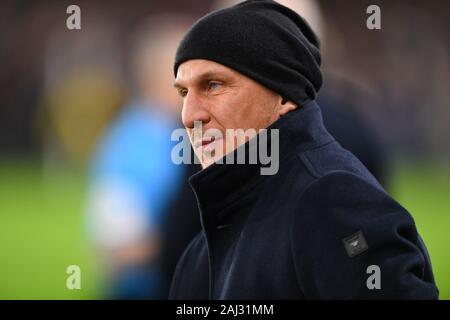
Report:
175,62,240,88
175,71,221,88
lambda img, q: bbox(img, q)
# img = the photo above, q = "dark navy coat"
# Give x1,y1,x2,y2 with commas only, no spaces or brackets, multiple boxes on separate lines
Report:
169,101,438,300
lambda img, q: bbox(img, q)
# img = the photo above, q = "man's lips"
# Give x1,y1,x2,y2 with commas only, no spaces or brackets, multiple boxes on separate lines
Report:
194,136,220,149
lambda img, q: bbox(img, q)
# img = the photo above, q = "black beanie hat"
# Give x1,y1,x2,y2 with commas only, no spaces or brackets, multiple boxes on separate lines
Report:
174,0,322,106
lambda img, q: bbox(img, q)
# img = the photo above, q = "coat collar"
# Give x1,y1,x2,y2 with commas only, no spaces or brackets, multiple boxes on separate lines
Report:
188,100,334,226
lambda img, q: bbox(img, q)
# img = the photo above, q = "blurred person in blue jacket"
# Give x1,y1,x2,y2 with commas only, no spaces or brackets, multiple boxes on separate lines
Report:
86,14,199,299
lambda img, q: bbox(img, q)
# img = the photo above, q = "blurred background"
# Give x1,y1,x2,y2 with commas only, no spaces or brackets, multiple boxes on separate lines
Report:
0,0,449,299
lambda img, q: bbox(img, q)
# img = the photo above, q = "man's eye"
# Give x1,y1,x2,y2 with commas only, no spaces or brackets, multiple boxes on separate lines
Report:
178,88,188,98
208,81,222,91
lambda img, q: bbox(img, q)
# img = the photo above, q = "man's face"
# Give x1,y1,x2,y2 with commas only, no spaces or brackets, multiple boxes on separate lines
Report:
174,59,282,168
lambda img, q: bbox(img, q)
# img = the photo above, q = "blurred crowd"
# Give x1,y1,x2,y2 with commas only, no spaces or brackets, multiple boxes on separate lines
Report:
0,0,449,298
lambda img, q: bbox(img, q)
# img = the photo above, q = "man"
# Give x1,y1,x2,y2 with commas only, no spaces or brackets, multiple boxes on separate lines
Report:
169,0,438,299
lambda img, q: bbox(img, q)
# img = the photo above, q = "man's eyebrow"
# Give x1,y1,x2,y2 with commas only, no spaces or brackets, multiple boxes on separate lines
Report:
172,81,183,89
173,70,228,88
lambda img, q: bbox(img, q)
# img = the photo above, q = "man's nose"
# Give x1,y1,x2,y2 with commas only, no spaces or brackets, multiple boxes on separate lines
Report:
182,91,211,129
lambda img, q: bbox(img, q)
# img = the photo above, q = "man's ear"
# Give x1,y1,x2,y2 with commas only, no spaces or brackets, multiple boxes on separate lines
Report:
279,97,298,116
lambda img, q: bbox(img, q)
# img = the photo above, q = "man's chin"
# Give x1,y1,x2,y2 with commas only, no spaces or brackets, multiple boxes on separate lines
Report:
199,151,226,169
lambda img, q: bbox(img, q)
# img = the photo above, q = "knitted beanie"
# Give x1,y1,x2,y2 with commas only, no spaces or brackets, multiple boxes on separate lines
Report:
174,0,322,105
